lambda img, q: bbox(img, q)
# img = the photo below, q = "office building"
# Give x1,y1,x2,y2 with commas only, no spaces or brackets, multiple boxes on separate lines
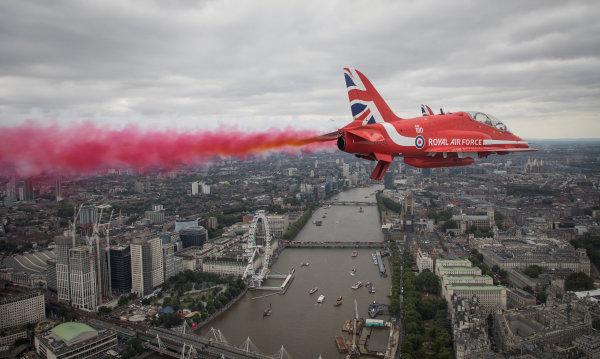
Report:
206,216,218,229
90,235,111,304
69,246,97,311
35,322,117,359
175,218,198,233
130,237,164,296
46,259,57,293
191,181,199,196
446,285,507,312
109,246,131,294
162,239,175,281
79,205,98,227
416,249,434,273
144,205,165,224
200,182,211,195
179,226,207,249
55,235,75,302
0,291,45,330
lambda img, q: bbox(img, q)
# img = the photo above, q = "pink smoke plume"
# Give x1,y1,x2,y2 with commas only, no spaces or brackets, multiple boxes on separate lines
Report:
0,122,335,176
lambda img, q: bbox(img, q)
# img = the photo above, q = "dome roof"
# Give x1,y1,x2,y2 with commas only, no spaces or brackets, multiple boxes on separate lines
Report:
50,322,97,344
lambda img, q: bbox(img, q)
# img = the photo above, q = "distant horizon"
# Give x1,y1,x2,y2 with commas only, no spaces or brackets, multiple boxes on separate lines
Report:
1,1,599,138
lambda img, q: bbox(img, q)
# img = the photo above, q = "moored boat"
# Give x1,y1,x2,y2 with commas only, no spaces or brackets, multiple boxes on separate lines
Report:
351,250,358,257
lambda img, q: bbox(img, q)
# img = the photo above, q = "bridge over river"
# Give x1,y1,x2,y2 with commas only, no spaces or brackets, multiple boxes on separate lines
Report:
281,240,385,249
322,201,375,206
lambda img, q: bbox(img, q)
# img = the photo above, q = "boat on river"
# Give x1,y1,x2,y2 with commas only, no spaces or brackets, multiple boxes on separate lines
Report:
334,296,343,306
301,262,310,267
309,287,318,295
317,294,325,304
351,281,363,290
263,304,272,317
351,250,358,257
350,268,356,276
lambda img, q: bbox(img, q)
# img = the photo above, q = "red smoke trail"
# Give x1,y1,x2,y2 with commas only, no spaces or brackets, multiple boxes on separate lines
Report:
0,122,334,176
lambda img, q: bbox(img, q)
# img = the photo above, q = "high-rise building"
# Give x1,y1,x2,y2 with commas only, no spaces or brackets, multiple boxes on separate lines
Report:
68,246,97,311
4,176,16,205
200,182,211,195
130,237,164,296
179,226,207,249
23,178,34,201
55,174,62,201
144,205,165,224
162,240,175,281
90,235,111,304
54,235,75,302
191,181,199,196
342,163,350,177
384,171,395,189
79,205,98,227
109,246,131,294
206,216,218,229
46,259,57,293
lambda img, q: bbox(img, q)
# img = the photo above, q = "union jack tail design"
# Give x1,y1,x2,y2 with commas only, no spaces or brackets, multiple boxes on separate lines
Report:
343,67,403,128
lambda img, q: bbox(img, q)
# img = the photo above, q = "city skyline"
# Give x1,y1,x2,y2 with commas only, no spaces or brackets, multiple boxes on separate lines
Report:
0,1,599,139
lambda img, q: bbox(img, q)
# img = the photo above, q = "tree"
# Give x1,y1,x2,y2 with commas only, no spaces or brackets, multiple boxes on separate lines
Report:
415,270,441,295
97,306,111,315
536,291,548,304
523,265,544,278
565,272,595,291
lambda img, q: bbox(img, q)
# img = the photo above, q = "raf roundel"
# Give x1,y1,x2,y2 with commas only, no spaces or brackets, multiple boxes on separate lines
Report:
415,135,425,149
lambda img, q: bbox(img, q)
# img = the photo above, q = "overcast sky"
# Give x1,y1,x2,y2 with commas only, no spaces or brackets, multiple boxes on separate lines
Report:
1,0,599,138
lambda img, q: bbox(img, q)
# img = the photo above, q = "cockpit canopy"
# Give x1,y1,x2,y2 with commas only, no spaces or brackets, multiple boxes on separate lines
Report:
467,111,509,132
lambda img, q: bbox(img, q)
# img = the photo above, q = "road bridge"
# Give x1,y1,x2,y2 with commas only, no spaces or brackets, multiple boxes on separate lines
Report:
281,240,385,249
323,201,376,206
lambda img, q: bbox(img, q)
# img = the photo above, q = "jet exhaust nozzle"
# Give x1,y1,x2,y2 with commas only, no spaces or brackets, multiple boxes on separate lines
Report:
337,135,345,151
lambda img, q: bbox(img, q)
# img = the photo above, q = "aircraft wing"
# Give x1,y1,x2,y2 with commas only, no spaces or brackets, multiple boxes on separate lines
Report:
426,146,537,154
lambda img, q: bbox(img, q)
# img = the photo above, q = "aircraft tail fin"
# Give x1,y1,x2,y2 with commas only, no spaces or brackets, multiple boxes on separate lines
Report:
343,68,402,128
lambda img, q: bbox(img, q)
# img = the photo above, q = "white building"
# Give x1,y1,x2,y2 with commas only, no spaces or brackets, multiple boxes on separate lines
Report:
267,214,290,239
130,237,164,296
200,182,211,195
0,291,45,330
416,249,434,273
438,266,482,277
69,246,98,311
162,241,175,281
191,181,199,196
446,285,507,312
55,235,74,303
441,275,494,297
435,259,473,276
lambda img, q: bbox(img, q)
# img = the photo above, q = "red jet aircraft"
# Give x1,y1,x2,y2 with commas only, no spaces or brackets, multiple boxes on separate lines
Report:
320,68,534,180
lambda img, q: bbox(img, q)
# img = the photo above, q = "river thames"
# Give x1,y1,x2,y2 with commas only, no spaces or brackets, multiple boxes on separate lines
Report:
199,185,389,358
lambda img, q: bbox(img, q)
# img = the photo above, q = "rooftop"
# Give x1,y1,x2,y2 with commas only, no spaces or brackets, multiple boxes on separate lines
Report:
447,285,506,291
50,322,97,344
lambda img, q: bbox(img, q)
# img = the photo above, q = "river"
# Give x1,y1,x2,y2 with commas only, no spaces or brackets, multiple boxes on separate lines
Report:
199,185,389,358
